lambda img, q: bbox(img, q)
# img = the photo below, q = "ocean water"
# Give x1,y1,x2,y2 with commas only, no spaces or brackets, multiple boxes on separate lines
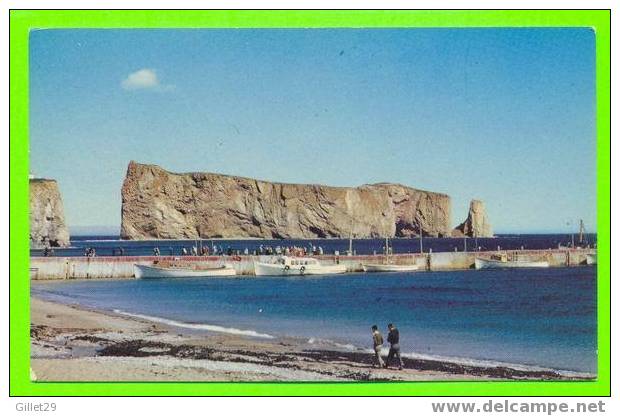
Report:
31,234,596,257
31,266,597,374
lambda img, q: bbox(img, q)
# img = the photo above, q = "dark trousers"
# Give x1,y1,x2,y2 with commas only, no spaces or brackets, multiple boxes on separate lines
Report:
386,343,404,368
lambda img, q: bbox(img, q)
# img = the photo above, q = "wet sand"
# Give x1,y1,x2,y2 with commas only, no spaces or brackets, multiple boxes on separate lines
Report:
30,297,593,382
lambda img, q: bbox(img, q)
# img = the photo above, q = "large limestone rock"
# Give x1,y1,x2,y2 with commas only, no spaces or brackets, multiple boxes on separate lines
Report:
453,199,493,237
121,161,452,240
30,179,70,248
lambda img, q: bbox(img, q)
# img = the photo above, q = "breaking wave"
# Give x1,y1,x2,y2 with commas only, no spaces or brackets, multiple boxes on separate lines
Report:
112,309,274,339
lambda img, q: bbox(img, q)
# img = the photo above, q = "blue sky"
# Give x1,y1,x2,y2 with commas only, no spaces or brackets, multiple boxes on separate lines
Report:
29,28,596,234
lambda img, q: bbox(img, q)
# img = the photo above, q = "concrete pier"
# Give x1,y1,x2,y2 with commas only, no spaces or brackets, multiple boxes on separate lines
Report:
29,248,596,280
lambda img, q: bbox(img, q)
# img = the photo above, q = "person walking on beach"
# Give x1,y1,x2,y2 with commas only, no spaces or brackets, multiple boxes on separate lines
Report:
385,323,404,370
371,325,385,368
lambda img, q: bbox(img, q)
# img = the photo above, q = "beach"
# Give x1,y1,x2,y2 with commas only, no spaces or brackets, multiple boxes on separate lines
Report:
30,296,593,382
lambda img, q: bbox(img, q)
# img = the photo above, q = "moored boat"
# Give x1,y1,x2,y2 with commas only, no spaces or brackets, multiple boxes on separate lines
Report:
362,237,419,273
474,255,549,270
254,256,347,276
586,253,597,265
362,263,419,273
134,262,237,279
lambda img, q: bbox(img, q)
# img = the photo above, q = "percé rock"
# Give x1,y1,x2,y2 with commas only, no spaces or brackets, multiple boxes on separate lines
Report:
121,161,452,240
29,179,70,248
452,199,493,238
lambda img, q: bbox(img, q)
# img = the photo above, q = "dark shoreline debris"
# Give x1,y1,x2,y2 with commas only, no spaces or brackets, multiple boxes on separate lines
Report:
93,338,591,381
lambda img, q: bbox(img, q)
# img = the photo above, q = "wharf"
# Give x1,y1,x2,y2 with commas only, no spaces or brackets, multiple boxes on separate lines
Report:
29,249,596,280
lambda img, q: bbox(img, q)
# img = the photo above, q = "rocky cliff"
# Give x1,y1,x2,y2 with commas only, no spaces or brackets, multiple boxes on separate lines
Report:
452,199,493,237
121,161,452,240
30,179,70,248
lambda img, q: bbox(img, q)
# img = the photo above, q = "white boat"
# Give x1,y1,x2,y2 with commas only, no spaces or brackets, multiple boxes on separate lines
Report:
134,263,237,279
254,256,347,276
474,256,549,270
362,237,419,273
362,263,419,273
586,253,597,265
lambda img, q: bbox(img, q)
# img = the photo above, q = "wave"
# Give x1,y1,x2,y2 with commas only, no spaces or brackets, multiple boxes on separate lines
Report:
305,339,593,378
31,288,86,302
307,337,360,351
401,351,593,378
112,309,274,339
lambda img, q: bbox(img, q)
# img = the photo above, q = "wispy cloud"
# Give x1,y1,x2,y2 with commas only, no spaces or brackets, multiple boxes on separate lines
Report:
121,68,173,91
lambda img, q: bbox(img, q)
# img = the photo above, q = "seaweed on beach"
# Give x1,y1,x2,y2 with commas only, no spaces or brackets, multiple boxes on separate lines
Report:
295,349,581,380
98,340,378,380
95,338,592,381
72,334,113,343
31,324,63,339
98,340,213,359
298,350,580,380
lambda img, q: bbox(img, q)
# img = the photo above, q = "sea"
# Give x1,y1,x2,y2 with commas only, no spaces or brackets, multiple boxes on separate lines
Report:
30,234,596,257
31,250,597,374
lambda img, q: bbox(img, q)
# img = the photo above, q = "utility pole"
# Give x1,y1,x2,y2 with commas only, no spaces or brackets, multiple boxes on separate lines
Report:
419,228,423,253
474,229,478,251
348,219,353,256
566,219,574,248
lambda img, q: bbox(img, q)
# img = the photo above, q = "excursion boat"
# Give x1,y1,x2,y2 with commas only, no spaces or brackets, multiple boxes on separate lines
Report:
474,253,549,270
362,263,419,273
586,253,597,265
253,256,347,276
134,261,237,279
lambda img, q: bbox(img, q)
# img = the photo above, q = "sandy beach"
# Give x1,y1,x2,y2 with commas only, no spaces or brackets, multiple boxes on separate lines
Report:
30,295,593,382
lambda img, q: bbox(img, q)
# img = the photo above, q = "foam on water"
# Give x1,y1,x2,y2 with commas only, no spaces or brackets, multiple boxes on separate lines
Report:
398,351,594,378
307,340,594,378
307,337,360,351
113,309,274,339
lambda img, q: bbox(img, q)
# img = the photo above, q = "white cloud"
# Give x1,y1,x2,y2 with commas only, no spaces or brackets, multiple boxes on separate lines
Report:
121,68,160,90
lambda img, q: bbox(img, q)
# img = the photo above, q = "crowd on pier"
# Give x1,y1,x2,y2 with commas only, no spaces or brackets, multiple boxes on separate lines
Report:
148,243,327,257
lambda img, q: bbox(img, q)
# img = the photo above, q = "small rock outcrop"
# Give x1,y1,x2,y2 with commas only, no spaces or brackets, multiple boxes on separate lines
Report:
452,199,493,237
120,161,452,240
30,179,70,247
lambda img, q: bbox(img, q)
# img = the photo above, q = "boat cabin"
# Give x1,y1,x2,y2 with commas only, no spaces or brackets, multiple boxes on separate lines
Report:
276,256,320,266
490,253,508,262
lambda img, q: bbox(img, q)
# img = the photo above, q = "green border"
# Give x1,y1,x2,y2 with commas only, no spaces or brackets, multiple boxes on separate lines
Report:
10,10,610,396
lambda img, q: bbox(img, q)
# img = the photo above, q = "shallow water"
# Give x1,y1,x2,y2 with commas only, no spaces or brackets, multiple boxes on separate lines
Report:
32,266,597,373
